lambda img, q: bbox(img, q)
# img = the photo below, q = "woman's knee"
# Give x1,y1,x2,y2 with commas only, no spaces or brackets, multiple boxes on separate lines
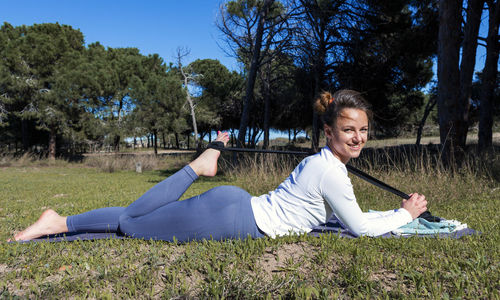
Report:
204,185,250,199
118,213,134,234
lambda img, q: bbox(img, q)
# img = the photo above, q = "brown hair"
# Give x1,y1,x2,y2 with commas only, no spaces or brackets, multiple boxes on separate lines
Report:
313,89,372,127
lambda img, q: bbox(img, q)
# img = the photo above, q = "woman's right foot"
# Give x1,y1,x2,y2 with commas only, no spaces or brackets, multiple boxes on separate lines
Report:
8,209,68,242
189,131,229,177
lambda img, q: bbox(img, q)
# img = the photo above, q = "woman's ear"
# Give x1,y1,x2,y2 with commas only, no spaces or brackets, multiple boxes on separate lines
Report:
324,124,333,141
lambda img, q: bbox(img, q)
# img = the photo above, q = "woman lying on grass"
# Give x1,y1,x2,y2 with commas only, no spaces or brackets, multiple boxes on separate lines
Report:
10,89,428,242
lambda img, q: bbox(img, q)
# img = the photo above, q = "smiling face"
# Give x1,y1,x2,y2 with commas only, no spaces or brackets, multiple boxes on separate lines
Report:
324,108,369,164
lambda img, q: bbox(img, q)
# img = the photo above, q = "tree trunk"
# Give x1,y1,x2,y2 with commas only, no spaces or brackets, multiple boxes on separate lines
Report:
437,0,465,164
251,126,260,147
22,119,29,151
48,126,56,161
456,0,484,155
263,62,271,149
178,48,201,150
237,0,274,147
416,97,437,146
247,126,252,147
230,129,236,147
153,130,158,155
263,86,271,149
478,0,500,151
185,85,199,148
459,0,484,116
175,133,180,149
311,44,327,153
114,95,125,152
113,135,120,152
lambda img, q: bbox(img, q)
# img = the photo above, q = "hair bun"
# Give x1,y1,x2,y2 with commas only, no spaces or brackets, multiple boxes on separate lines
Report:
313,91,333,115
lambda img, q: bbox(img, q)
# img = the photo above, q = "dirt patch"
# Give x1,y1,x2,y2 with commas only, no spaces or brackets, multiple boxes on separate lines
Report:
369,269,398,291
0,263,8,274
0,263,27,298
165,245,187,265
256,242,316,279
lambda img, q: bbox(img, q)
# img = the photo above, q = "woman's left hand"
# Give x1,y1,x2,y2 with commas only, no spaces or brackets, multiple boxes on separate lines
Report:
401,193,428,219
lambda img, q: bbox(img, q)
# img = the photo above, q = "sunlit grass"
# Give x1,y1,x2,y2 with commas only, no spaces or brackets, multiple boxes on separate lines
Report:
0,149,499,298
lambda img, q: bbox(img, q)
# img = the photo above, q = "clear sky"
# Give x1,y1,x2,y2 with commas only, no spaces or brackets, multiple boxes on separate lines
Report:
0,0,240,70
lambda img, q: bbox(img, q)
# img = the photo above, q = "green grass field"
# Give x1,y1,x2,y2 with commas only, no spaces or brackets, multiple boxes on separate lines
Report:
0,153,499,298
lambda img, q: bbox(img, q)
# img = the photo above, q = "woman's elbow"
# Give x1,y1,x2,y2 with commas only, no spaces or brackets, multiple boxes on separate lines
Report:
349,223,372,237
352,226,390,237
339,216,380,237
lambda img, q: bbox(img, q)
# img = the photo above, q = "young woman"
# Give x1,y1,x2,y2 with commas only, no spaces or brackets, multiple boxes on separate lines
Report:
10,89,427,242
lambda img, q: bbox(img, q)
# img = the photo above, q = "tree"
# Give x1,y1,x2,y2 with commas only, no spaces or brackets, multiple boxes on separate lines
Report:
478,0,500,151
105,47,145,151
218,0,294,147
132,54,185,155
416,88,438,146
0,24,25,148
176,47,203,149
257,51,304,148
437,0,485,163
336,0,437,137
189,58,244,137
0,22,86,159
293,0,351,151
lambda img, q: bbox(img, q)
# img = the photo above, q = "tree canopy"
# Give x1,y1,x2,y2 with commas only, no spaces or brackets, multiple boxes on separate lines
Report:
0,0,498,160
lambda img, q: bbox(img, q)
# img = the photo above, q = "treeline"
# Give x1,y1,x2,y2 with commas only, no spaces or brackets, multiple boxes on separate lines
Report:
0,0,498,160
0,23,243,157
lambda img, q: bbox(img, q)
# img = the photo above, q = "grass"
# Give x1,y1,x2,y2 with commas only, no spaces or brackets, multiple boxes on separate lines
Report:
0,150,499,298
365,132,500,148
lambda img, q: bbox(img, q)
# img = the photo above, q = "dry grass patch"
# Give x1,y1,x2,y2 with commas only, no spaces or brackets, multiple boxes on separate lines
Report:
369,269,399,291
82,153,190,173
257,242,317,279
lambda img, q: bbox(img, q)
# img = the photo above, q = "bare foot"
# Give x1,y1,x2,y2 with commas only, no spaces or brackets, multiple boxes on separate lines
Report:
8,209,68,242
189,131,229,177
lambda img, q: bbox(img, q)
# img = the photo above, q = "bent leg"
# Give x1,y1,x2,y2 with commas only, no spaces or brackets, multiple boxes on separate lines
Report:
122,165,198,218
119,186,264,242
66,165,197,233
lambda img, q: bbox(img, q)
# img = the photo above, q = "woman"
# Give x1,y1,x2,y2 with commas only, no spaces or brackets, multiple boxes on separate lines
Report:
10,89,427,242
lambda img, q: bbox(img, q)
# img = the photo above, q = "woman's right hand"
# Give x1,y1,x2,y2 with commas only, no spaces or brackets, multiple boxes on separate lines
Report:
401,193,428,219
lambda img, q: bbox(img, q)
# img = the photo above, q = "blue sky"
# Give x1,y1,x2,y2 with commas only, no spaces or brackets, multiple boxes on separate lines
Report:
0,0,240,70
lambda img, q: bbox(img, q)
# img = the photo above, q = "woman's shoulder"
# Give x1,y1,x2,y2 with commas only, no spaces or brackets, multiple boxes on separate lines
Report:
295,147,347,178
306,147,345,168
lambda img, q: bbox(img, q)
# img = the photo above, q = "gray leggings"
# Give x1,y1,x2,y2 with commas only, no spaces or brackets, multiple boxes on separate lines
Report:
66,166,265,242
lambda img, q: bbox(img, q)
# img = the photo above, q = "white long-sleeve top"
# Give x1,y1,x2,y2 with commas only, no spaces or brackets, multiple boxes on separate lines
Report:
250,146,413,238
